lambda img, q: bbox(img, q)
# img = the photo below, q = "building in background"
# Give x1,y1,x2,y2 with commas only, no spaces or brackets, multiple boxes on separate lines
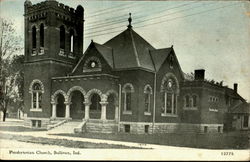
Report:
23,0,249,133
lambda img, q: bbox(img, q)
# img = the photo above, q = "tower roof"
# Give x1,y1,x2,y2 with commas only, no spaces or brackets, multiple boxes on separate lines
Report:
103,28,156,71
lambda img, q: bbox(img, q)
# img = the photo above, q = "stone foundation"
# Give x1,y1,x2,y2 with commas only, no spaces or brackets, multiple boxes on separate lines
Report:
23,117,50,129
119,122,223,134
119,122,153,134
83,120,118,133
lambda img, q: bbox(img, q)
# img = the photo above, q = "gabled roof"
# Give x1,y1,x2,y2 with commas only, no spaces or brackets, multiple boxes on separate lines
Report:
72,27,183,74
93,42,114,68
225,87,245,101
71,41,113,73
149,48,172,71
104,28,155,71
231,102,250,114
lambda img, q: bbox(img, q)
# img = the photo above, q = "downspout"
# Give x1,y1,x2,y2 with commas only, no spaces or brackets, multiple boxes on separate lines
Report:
149,49,157,134
152,72,156,133
118,84,122,132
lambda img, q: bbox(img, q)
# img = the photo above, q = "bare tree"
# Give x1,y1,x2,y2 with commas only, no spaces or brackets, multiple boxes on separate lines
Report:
0,18,23,121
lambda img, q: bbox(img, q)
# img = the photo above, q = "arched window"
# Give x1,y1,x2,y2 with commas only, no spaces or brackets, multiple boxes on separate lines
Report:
60,25,65,50
32,26,36,49
32,83,42,109
40,24,44,48
122,83,134,113
161,74,179,115
69,29,74,53
144,85,152,113
192,95,197,107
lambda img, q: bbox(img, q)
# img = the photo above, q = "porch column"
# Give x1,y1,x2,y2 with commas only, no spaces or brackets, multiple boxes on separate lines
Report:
64,102,71,119
100,101,108,120
51,101,57,119
83,101,90,120
115,105,119,121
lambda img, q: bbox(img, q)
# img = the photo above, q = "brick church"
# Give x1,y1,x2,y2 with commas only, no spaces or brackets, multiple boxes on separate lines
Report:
23,0,250,134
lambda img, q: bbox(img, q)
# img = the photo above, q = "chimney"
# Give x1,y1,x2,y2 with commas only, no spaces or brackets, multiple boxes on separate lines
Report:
194,69,205,81
233,83,238,93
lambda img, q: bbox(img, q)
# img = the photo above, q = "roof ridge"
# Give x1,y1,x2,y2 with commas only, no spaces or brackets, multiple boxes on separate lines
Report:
129,28,141,67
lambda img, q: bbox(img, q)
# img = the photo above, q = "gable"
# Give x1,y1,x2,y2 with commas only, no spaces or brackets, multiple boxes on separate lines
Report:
156,48,184,82
71,43,113,75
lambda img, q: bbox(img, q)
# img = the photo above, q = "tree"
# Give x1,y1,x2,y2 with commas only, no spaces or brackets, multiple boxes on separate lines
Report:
0,18,23,121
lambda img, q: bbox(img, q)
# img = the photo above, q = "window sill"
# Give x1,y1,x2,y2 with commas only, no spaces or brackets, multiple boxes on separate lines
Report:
161,113,178,117
30,109,42,112
183,107,198,110
68,55,76,59
83,68,102,73
123,111,132,115
209,108,218,112
144,112,151,116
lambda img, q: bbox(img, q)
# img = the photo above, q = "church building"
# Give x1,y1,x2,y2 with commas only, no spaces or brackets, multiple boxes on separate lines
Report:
23,0,250,134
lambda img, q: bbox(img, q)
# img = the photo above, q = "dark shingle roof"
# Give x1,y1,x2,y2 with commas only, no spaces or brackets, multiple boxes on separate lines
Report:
93,42,114,68
149,48,172,71
72,27,177,73
104,28,155,71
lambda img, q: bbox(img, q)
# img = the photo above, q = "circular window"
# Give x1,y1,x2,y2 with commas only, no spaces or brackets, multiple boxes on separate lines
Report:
168,80,172,88
90,61,96,68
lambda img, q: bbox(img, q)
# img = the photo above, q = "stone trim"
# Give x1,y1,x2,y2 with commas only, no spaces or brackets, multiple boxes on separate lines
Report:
122,83,135,93
30,108,42,112
144,84,153,94
29,79,45,93
67,86,86,102
51,89,68,103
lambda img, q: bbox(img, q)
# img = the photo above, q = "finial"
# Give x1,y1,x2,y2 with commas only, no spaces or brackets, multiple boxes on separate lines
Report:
171,45,173,48
91,39,93,43
24,0,32,6
127,13,132,28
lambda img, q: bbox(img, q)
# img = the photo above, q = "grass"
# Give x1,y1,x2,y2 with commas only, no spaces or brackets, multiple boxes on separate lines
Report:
0,133,142,149
0,126,47,132
57,131,250,149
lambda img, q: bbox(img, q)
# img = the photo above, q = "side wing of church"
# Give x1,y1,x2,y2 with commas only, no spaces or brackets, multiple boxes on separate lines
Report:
23,0,250,134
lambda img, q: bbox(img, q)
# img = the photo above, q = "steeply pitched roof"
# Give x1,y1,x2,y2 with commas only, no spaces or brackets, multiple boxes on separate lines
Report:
93,42,114,68
225,87,245,101
149,48,172,71
72,27,181,74
104,28,155,71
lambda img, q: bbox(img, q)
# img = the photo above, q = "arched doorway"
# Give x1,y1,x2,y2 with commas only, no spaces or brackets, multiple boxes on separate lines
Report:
69,91,85,120
56,93,65,117
106,94,116,120
89,93,101,119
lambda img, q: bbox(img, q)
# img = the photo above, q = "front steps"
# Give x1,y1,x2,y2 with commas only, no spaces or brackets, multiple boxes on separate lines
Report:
47,120,82,134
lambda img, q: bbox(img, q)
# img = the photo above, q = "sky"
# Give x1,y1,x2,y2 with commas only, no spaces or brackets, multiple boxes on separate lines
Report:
0,0,249,101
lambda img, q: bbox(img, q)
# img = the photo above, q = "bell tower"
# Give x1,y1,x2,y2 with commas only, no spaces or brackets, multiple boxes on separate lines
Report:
23,0,84,126
24,0,84,63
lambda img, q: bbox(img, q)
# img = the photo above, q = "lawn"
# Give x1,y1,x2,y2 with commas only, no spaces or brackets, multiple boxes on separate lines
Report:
0,126,47,132
57,131,250,149
0,133,142,149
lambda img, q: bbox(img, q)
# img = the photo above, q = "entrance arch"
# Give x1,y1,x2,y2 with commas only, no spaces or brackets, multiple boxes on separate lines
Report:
89,93,101,119
51,89,68,118
56,93,66,117
67,86,86,120
69,91,85,120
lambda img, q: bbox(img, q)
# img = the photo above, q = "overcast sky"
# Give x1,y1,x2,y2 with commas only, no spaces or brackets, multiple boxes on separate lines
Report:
1,0,249,101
